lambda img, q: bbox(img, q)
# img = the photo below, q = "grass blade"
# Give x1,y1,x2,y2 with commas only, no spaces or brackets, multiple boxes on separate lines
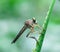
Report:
33,0,56,52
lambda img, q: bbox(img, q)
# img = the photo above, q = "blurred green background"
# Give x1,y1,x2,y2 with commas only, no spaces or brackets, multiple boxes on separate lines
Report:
0,0,60,52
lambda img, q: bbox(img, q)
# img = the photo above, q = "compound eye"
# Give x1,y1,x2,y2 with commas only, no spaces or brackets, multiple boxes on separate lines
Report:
32,17,37,24
33,20,36,23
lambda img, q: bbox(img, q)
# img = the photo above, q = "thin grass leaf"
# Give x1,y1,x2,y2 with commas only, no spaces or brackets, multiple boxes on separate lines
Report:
33,0,56,52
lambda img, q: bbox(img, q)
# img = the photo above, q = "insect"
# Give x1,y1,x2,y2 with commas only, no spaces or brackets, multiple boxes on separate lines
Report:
11,17,42,44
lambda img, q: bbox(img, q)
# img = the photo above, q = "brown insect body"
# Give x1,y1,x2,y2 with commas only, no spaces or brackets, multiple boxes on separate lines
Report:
11,19,35,44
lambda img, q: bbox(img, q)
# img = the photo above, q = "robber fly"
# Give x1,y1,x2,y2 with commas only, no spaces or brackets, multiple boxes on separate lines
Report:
11,17,41,44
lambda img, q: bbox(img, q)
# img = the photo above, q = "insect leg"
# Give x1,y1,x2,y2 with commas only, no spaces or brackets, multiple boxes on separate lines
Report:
26,31,40,46
29,36,40,46
26,31,31,37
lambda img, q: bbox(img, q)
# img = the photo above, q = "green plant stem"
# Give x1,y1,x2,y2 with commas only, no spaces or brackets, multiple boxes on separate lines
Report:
33,0,56,52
